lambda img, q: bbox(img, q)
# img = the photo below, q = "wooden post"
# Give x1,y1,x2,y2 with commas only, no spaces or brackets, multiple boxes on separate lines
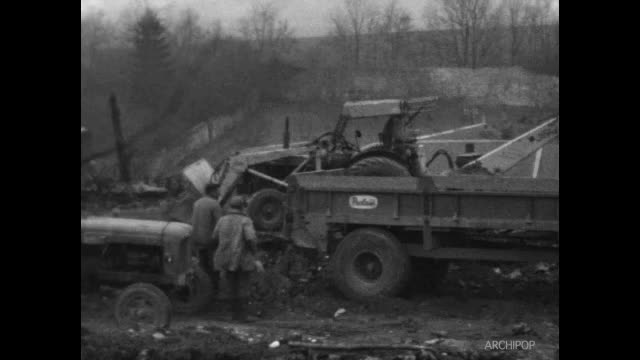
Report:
109,93,131,183
283,116,290,149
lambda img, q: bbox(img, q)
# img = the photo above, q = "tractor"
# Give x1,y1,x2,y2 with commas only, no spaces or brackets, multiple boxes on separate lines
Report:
179,97,440,231
318,96,438,177
81,217,212,330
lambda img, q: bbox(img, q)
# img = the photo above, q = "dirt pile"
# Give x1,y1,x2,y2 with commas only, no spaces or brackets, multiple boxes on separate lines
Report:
248,247,333,314
249,246,559,308
444,262,559,304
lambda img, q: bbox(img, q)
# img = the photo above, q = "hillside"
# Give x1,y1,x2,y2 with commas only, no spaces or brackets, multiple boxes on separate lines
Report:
82,65,558,185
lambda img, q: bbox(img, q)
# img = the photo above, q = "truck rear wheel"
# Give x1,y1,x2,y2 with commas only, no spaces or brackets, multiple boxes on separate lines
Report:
170,266,213,314
247,188,286,231
331,228,411,300
114,283,171,331
346,156,410,177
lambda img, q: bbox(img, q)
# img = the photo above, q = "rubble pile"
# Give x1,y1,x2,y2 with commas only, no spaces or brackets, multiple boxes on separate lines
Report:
249,246,332,312
446,262,559,303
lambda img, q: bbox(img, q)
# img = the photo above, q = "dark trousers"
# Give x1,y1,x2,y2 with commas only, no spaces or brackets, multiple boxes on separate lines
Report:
196,248,220,295
198,248,214,275
224,270,251,320
197,247,216,283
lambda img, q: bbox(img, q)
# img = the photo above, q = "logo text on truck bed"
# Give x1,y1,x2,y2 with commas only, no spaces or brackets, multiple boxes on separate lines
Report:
349,195,378,209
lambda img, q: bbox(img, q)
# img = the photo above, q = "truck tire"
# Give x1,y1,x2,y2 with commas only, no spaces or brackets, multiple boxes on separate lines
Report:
331,228,411,300
346,156,410,177
114,283,171,331
170,266,213,314
247,188,286,231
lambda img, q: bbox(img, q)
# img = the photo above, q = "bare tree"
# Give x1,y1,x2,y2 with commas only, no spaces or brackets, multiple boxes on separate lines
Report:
423,3,452,66
238,1,294,61
329,0,378,69
81,11,115,68
501,0,526,66
172,9,205,54
378,0,413,67
365,11,383,69
523,0,557,73
329,14,352,67
426,0,498,68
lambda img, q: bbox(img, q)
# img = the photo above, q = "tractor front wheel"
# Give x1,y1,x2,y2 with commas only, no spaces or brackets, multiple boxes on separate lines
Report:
247,188,286,231
114,283,171,331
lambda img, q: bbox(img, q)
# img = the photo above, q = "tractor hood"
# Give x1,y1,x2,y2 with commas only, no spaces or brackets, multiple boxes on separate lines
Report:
81,217,192,246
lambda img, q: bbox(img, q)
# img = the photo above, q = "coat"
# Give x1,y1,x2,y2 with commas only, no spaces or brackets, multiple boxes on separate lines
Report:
191,196,223,248
212,210,258,272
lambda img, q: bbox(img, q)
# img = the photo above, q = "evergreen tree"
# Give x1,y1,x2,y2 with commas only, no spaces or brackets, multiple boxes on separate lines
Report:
130,8,173,107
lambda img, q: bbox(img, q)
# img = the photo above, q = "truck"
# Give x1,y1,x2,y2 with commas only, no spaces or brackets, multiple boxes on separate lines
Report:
285,117,559,300
286,172,558,300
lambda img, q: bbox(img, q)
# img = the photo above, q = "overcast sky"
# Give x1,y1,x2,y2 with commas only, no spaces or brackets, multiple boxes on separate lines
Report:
81,0,558,38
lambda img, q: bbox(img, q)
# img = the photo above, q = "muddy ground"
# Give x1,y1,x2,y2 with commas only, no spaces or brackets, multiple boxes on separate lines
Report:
81,245,558,360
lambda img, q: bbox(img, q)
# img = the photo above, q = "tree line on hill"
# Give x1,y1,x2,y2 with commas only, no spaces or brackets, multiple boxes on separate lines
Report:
81,0,558,153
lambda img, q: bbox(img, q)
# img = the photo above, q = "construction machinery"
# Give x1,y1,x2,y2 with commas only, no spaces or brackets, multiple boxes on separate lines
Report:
182,96,441,230
286,115,559,251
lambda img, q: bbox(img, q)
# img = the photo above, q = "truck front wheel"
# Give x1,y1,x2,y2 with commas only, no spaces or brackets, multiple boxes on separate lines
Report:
331,228,411,300
247,188,286,231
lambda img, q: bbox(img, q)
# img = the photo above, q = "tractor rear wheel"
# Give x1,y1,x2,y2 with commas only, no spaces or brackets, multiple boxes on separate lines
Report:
247,188,286,231
331,228,411,301
346,156,410,177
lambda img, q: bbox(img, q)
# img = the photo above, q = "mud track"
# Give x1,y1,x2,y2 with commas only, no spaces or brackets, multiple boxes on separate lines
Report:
81,250,558,360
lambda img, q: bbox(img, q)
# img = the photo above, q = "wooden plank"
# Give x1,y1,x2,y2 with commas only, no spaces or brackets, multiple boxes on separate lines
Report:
246,168,288,188
416,122,487,141
532,148,543,178
419,139,505,144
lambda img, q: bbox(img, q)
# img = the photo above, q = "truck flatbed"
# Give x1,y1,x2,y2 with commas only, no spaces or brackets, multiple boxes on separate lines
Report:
286,171,558,299
288,172,558,262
